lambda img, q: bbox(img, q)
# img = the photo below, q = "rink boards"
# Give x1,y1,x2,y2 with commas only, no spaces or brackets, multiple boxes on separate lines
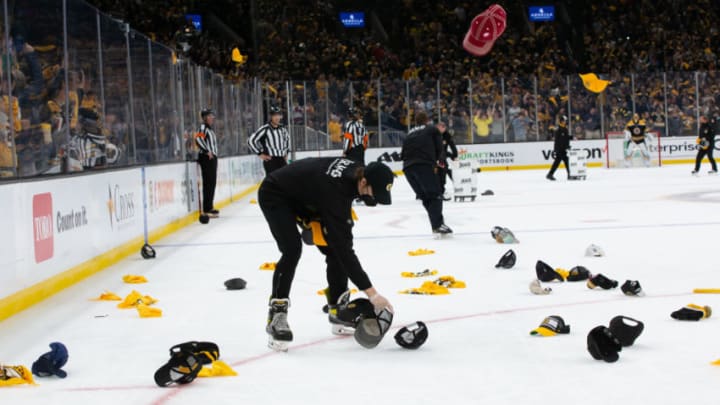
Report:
0,157,263,320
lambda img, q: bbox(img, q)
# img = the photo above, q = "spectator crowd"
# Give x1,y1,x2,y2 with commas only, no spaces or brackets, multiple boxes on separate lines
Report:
2,0,720,177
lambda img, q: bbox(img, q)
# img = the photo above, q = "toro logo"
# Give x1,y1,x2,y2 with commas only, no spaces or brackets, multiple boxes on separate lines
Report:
32,193,54,263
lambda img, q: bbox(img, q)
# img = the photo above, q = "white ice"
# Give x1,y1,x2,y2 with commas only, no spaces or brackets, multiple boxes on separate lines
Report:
2,164,720,405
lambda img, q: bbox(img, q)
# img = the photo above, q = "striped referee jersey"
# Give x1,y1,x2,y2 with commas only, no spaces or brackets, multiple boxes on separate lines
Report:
195,123,218,155
342,120,368,153
248,123,290,157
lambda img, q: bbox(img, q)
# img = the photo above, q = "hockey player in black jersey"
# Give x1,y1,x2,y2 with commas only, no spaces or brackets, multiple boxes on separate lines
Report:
258,157,395,351
692,115,717,176
546,115,571,181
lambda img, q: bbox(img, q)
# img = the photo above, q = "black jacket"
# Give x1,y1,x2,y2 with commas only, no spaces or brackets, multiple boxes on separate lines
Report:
699,122,715,148
401,124,443,169
261,157,371,290
440,130,458,162
552,125,571,153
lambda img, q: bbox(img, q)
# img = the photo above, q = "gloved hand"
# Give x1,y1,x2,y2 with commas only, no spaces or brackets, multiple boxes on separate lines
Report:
369,293,393,313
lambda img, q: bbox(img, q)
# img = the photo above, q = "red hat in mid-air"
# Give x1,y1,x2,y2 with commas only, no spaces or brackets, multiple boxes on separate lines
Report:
463,4,507,57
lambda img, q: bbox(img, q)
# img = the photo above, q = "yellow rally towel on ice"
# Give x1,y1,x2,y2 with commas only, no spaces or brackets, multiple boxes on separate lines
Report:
136,304,162,318
434,276,466,288
401,269,439,278
408,248,435,256
259,262,277,271
198,360,238,377
90,291,122,301
399,281,450,295
117,290,158,309
122,274,148,284
0,365,35,386
316,288,358,296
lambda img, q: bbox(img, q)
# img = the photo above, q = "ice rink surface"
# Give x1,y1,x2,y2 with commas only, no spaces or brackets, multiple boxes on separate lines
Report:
2,164,720,404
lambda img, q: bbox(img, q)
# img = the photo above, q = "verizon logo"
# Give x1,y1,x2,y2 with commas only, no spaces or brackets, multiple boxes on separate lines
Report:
32,193,54,263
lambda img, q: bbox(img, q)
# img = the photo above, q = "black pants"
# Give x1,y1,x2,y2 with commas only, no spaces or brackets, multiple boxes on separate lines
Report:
317,245,350,305
345,146,365,165
263,156,287,175
694,147,717,171
405,164,444,229
197,153,217,212
548,151,569,177
258,181,302,299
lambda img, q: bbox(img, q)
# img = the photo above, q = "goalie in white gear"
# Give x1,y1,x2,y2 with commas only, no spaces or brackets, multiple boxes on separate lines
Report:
623,113,652,167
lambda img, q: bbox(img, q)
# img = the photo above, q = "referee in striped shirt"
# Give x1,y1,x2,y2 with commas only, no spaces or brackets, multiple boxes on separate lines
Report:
196,108,219,217
248,105,291,175
342,107,368,164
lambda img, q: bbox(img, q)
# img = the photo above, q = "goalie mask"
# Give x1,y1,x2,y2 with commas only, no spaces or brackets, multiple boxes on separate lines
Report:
394,321,428,349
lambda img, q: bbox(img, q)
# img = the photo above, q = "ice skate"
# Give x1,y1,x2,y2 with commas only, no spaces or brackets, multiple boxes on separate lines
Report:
433,224,453,239
328,290,355,335
691,170,699,177
709,170,717,176
267,298,293,351
546,174,556,181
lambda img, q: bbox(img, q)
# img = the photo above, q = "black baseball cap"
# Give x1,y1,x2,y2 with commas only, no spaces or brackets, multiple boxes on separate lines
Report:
364,162,395,205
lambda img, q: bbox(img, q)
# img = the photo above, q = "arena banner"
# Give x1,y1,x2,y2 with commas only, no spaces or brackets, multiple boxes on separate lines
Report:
295,140,608,170
295,136,701,170
1,156,262,309
6,168,142,292
144,163,193,232
653,136,708,162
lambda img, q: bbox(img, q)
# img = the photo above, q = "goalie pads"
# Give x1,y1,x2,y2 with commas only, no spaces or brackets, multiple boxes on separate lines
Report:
354,308,394,349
